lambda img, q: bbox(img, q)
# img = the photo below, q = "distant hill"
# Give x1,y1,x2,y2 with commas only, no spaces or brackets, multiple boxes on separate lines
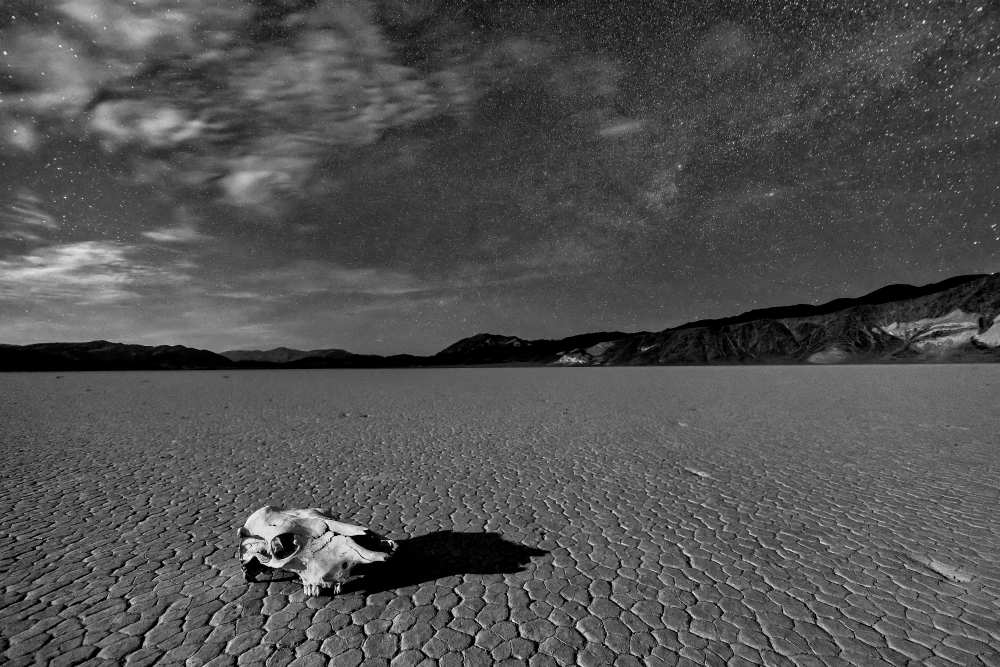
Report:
414,273,1000,366
221,346,356,364
221,347,427,368
2,272,998,370
0,340,233,371
570,273,1000,365
431,332,629,365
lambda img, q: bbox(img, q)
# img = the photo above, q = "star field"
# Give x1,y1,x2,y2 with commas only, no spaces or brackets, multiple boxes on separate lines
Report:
0,1,997,353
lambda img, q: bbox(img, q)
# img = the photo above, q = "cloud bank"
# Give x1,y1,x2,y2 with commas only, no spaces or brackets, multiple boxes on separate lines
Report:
2,1,474,214
1,2,997,352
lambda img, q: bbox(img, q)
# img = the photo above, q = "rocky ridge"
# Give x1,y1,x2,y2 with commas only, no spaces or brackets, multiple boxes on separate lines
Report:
2,273,998,370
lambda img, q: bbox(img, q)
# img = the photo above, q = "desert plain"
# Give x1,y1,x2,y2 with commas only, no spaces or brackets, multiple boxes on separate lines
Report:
1,366,998,666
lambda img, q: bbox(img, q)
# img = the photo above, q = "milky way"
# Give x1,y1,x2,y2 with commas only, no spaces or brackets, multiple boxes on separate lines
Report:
1,1,997,353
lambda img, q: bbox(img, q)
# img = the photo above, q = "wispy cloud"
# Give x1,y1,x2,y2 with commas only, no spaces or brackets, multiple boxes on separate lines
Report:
449,235,607,291
207,290,268,301
0,188,59,240
0,298,279,350
123,313,280,350
141,223,208,244
0,241,187,304
253,260,430,297
598,118,646,139
3,1,470,215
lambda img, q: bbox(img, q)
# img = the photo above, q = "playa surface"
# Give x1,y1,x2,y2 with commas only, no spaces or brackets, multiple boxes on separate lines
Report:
2,366,998,666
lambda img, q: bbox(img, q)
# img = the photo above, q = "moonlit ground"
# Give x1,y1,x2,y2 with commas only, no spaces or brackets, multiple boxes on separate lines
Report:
2,367,998,665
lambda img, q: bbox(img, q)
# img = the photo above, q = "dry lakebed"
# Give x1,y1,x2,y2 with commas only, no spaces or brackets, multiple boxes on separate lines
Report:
1,366,998,666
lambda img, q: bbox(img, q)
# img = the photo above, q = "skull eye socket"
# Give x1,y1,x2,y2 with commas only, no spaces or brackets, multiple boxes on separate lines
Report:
271,533,299,560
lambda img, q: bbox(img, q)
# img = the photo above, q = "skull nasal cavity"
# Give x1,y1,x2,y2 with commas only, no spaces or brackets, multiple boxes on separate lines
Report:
271,533,298,559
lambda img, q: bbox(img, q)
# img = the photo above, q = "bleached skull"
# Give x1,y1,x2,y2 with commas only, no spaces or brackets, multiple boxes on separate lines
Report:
238,506,397,596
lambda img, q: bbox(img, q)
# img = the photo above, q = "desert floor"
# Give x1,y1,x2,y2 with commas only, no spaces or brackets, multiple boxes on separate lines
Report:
1,367,998,666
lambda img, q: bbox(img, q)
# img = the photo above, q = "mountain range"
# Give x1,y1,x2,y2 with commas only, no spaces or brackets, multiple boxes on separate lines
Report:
3,273,998,371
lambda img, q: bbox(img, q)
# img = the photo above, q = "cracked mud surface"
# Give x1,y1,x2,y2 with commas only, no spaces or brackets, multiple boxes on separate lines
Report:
2,366,999,666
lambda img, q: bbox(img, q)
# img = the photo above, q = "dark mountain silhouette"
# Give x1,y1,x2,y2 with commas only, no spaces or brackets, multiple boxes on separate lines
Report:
222,347,427,368
2,273,998,370
221,347,340,364
0,340,233,371
673,274,993,330
591,272,1000,365
431,331,629,365
416,273,1000,366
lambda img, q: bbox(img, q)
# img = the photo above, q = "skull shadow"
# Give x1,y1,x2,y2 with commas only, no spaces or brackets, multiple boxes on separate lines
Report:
333,530,548,596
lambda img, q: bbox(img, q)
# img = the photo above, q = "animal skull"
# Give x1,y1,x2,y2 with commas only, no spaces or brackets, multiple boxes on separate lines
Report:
238,506,397,596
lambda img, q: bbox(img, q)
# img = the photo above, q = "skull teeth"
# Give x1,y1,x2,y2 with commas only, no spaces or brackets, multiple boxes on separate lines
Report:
239,506,397,595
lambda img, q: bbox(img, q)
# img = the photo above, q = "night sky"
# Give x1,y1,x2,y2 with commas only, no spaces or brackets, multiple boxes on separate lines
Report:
1,1,998,354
